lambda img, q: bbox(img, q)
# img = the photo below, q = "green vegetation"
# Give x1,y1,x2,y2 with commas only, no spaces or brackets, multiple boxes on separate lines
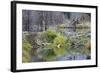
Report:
57,24,66,28
36,30,71,61
22,29,91,62
22,39,32,63
41,29,57,43
53,34,70,57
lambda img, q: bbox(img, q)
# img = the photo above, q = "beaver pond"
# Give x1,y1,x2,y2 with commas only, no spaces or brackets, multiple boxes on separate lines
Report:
22,10,91,63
